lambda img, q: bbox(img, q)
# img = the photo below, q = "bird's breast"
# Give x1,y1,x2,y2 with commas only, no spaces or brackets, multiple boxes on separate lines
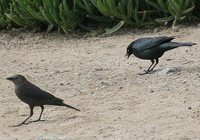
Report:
15,88,29,104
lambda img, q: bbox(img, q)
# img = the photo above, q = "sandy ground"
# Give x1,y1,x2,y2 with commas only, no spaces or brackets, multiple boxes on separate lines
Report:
1,26,200,140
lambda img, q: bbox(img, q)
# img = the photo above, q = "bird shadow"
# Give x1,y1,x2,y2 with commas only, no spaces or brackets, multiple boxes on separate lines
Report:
10,115,82,127
138,66,200,76
65,115,79,120
138,70,158,75
181,66,200,73
138,67,179,75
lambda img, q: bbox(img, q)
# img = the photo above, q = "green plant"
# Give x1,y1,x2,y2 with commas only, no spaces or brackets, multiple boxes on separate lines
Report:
0,0,11,28
146,0,195,26
76,0,114,35
76,0,109,22
5,0,81,33
40,0,80,32
90,0,154,35
77,0,160,35
5,0,44,27
0,0,198,34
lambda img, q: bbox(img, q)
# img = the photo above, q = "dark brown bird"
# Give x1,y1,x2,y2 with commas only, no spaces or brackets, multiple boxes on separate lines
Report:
7,74,80,126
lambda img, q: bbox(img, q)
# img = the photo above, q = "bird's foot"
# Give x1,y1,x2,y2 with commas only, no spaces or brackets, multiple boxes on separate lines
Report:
138,72,148,75
31,119,45,123
9,122,28,127
139,69,156,75
9,119,45,127
138,70,150,75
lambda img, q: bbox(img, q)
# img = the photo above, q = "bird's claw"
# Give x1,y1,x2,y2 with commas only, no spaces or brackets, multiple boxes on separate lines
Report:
138,72,148,75
10,119,45,127
9,123,28,127
138,70,150,75
31,119,45,123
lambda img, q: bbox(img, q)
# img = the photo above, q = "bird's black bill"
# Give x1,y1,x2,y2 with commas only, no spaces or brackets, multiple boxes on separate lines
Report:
125,53,130,59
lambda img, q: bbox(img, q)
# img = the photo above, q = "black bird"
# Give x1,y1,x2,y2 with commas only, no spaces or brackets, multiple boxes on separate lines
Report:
7,74,80,126
126,36,196,74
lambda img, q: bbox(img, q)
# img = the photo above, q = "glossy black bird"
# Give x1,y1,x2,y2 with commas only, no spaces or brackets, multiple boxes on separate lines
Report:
126,36,196,74
7,74,80,126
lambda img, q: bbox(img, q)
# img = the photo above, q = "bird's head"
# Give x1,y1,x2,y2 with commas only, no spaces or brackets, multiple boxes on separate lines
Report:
7,74,27,86
125,43,133,59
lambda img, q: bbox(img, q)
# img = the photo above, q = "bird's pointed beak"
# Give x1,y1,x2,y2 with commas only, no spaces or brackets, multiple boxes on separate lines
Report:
125,53,130,59
6,77,14,81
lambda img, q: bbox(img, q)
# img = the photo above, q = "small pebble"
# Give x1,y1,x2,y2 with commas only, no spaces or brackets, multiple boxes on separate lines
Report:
60,83,64,86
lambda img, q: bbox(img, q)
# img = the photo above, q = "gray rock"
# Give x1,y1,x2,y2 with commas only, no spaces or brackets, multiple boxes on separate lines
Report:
37,134,67,140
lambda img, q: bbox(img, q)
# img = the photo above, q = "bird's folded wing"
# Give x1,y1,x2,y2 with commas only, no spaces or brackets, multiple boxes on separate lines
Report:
17,83,63,102
132,36,175,52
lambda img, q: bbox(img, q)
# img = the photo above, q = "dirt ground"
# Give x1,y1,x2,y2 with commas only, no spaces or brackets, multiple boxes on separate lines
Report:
1,26,200,140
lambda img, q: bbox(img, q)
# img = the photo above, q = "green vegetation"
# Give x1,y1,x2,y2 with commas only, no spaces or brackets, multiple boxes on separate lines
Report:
146,0,195,26
0,0,198,34
0,0,11,28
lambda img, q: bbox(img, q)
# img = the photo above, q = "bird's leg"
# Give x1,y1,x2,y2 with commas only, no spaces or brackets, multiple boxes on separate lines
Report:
149,58,159,71
139,60,155,75
37,106,44,121
142,59,155,74
12,106,34,127
31,106,45,123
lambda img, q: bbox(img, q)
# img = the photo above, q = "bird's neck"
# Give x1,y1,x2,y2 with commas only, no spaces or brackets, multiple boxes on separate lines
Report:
14,80,29,88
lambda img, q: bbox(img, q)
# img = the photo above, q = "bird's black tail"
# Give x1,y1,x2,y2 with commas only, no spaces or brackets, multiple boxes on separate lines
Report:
59,102,80,111
160,42,196,51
